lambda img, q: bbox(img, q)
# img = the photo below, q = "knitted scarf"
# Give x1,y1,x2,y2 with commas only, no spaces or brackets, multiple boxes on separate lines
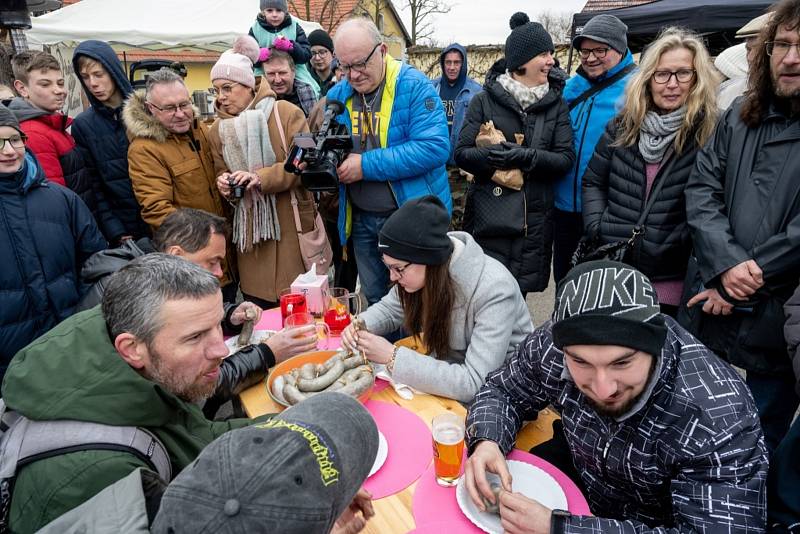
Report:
497,72,550,110
638,106,687,163
219,97,281,253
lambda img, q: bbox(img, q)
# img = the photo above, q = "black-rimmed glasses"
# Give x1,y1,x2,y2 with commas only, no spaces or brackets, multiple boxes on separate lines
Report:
0,135,26,150
339,44,381,74
651,69,696,84
579,47,610,59
384,261,411,277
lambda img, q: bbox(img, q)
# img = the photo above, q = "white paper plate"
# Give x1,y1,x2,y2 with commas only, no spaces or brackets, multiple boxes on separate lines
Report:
369,431,388,477
225,329,276,355
455,460,568,534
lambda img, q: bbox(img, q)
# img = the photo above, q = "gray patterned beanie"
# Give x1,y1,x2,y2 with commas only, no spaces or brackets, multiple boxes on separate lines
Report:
552,260,666,356
260,0,288,11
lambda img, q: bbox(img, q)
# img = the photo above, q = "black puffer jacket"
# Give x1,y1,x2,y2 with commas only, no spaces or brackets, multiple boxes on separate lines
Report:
72,40,150,243
455,60,574,293
582,118,700,281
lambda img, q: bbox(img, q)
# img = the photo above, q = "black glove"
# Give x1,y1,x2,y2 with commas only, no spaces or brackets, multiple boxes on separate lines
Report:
487,142,537,171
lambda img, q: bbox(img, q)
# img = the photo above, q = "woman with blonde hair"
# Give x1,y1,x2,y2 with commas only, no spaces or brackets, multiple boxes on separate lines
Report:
582,27,720,316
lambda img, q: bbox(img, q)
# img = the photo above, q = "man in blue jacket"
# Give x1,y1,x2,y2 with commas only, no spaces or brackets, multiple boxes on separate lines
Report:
0,104,106,381
433,43,482,230
554,15,636,282
72,40,150,246
325,18,451,305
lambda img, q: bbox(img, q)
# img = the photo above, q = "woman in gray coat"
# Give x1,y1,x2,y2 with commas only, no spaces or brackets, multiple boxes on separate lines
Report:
341,195,533,402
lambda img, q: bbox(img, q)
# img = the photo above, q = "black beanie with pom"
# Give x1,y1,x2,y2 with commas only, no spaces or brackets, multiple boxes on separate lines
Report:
505,12,554,72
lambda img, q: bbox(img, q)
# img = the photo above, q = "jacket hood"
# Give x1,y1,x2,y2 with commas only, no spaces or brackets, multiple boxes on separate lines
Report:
123,90,198,143
0,151,47,194
3,307,185,426
213,76,277,120
484,58,565,113
439,43,468,87
73,40,133,110
7,96,51,122
80,238,154,284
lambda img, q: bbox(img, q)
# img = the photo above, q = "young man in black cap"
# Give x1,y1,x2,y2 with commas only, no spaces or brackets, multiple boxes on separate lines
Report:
554,14,636,283
308,28,337,97
464,261,768,534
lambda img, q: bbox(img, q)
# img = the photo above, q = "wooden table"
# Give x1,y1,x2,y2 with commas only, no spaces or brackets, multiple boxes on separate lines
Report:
239,337,561,533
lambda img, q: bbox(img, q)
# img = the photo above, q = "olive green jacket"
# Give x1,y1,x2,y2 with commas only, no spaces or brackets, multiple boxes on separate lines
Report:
2,307,260,533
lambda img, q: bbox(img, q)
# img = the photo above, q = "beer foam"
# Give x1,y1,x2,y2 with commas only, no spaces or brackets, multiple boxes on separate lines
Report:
433,423,464,445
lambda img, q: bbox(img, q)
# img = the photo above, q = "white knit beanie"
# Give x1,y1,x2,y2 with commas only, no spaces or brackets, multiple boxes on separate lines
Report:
211,36,260,88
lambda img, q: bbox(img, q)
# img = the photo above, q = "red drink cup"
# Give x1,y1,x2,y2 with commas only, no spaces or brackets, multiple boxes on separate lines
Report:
280,290,307,327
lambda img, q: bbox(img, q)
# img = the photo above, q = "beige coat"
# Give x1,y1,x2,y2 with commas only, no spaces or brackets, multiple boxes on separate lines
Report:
208,78,316,302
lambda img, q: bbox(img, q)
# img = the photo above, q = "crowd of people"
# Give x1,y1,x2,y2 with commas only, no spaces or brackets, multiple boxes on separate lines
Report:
0,0,798,531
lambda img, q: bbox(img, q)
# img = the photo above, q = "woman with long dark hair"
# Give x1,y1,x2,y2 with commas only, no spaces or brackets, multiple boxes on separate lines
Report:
582,27,720,316
341,196,532,402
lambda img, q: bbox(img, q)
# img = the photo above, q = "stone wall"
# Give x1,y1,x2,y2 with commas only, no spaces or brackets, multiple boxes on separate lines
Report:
407,44,579,82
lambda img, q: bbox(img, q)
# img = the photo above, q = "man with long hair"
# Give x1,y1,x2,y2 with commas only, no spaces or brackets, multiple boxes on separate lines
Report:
682,0,800,454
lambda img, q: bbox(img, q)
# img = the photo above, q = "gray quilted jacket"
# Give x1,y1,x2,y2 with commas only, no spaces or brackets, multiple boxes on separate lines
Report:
467,316,768,533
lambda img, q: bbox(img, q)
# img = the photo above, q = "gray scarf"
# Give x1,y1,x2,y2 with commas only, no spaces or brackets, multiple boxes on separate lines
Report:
497,73,549,110
638,106,686,163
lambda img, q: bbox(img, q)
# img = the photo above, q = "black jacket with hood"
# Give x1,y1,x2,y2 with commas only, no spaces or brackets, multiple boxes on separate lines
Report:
72,40,150,243
455,58,575,293
681,99,800,374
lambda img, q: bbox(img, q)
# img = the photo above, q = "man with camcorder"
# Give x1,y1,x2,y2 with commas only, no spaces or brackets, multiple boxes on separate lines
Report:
302,18,451,305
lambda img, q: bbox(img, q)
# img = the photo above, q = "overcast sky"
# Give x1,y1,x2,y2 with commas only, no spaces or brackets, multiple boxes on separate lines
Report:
396,0,589,46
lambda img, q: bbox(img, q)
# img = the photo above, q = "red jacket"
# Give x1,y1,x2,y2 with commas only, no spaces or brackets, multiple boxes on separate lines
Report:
19,113,74,187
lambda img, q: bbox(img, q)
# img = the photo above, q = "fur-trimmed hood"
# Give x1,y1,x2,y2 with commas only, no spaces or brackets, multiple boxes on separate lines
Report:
122,90,200,143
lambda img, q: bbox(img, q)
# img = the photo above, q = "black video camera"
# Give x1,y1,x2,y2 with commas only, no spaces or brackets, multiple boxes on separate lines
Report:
284,100,352,192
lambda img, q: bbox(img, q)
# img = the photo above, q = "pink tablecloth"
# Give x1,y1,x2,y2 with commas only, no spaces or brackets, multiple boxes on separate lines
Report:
412,448,590,531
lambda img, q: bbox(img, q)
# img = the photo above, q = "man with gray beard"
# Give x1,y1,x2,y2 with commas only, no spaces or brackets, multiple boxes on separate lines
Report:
1,254,264,532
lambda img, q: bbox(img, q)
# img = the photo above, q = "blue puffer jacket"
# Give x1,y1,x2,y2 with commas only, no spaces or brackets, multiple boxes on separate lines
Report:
0,151,106,378
432,43,483,166
556,51,636,213
326,56,451,243
71,40,149,243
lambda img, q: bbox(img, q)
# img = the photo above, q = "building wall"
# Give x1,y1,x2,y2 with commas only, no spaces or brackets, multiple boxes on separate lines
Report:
184,63,213,92
407,44,579,82
351,0,408,59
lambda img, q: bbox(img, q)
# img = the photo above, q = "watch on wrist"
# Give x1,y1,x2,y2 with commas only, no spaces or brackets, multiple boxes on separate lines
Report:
550,509,571,534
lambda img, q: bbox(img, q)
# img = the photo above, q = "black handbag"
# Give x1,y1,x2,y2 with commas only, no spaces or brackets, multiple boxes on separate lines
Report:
469,181,526,237
469,114,543,238
572,155,677,267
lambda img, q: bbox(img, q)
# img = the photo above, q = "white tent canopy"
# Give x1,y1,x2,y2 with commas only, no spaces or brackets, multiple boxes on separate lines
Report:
27,0,322,52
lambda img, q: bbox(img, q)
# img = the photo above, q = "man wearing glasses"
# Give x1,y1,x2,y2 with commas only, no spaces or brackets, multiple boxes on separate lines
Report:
553,14,636,284
683,0,800,454
315,18,451,306
124,68,234,294
308,29,338,97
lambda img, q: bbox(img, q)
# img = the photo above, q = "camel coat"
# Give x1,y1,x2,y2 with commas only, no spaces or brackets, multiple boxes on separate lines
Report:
123,91,233,285
208,78,316,302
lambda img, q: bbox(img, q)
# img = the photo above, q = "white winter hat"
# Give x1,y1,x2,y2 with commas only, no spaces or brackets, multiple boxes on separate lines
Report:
714,42,748,80
211,35,260,88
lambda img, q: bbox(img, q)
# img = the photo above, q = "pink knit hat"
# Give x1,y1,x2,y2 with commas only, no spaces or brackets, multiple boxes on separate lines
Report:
211,35,260,88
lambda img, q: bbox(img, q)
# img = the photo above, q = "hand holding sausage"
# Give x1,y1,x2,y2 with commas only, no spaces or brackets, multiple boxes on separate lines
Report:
229,301,263,326
465,440,513,513
355,331,394,365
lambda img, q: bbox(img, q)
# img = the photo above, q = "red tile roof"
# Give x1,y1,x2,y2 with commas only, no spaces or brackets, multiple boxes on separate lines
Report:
115,49,220,64
288,0,410,42
581,0,655,11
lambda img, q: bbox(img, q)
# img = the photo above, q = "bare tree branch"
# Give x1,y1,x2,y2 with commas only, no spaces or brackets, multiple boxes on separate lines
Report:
536,10,573,45
400,0,452,46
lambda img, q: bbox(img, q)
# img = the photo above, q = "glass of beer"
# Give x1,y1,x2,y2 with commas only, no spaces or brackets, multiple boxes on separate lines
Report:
284,312,330,350
432,412,465,486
